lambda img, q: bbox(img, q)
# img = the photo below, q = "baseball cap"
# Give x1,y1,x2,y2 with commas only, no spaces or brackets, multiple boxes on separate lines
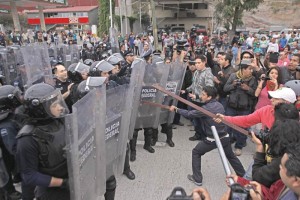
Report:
268,87,297,103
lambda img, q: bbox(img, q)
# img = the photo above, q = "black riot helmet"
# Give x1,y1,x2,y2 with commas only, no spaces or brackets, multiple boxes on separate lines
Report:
76,77,106,101
0,85,23,120
23,83,69,119
89,60,114,77
67,62,90,83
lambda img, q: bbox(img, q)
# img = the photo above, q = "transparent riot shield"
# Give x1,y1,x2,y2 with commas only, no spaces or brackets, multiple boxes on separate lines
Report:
20,43,54,90
0,48,18,85
0,148,9,187
115,59,146,174
63,44,72,68
158,61,187,125
48,44,57,65
70,44,80,64
105,84,130,178
109,28,119,53
127,58,146,139
134,61,170,129
65,87,106,200
56,44,65,63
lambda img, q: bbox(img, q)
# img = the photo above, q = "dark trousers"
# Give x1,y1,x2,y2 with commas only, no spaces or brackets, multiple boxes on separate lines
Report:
192,137,245,183
123,143,130,172
225,107,250,149
173,93,187,124
36,188,70,200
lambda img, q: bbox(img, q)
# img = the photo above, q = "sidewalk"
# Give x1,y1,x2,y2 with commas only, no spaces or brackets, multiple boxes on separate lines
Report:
115,118,254,200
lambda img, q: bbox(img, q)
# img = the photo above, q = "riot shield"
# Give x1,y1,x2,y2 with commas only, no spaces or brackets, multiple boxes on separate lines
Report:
158,61,186,125
127,58,146,139
134,61,170,129
20,43,54,90
56,44,65,63
65,87,106,200
0,148,9,187
105,84,130,178
0,48,19,85
48,44,57,65
115,59,146,174
70,44,80,64
109,28,119,53
63,44,72,68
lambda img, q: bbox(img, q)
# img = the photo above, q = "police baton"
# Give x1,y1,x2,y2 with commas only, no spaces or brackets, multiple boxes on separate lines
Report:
152,84,251,137
211,126,235,185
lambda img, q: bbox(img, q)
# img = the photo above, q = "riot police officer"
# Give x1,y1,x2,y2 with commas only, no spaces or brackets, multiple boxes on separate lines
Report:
118,50,135,78
89,61,136,181
67,62,90,108
130,49,155,161
89,60,118,89
16,83,70,200
0,85,22,200
107,55,130,85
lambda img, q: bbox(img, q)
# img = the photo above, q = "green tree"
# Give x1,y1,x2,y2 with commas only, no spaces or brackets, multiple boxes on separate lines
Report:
141,14,150,30
127,16,137,33
114,15,125,31
214,0,264,32
98,0,115,36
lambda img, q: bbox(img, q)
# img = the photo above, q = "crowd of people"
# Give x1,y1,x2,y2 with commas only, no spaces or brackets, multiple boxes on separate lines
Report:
0,25,300,200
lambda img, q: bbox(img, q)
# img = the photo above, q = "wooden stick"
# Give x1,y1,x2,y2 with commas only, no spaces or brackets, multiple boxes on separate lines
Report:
141,101,170,110
152,84,251,137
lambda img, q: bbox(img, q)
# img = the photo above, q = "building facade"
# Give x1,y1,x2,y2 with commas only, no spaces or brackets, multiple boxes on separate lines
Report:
26,6,98,31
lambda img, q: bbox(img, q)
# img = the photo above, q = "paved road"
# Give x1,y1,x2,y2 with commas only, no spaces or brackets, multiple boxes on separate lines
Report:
115,118,254,200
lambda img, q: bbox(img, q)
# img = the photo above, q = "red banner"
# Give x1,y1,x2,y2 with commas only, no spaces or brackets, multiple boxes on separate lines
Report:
27,17,89,25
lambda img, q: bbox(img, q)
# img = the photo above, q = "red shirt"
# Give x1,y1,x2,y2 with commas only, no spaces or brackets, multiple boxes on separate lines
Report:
224,105,274,129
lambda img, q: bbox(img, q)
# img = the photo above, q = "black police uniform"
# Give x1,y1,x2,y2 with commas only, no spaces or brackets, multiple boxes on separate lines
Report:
130,50,156,161
16,83,70,200
89,60,136,181
0,85,23,200
54,78,73,111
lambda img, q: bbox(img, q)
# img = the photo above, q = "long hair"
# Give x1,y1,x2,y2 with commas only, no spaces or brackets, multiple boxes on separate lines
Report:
268,119,300,157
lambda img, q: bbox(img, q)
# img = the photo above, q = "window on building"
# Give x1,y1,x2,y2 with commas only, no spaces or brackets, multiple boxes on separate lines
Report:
163,4,178,10
179,3,192,11
194,3,208,9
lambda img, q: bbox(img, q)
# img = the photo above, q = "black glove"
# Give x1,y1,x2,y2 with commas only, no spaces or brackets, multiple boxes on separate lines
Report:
60,178,69,190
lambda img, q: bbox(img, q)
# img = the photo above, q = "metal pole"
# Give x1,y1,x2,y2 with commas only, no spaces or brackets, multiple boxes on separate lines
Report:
150,0,158,49
119,0,123,35
125,0,128,34
139,0,142,28
211,126,235,186
109,0,113,28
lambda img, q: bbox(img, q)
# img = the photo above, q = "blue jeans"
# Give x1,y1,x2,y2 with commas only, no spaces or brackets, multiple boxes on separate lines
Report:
225,106,250,149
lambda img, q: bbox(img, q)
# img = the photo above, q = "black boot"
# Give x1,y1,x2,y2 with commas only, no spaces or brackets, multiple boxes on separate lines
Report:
123,143,135,180
143,128,155,153
129,130,138,162
151,128,158,146
105,176,116,200
165,124,175,147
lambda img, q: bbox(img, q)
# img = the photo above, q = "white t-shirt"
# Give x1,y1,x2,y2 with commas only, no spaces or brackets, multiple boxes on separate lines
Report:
246,37,254,47
267,42,279,53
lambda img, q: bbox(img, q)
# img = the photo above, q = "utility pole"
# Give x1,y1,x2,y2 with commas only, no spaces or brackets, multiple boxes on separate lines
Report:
139,0,142,28
124,0,128,35
118,0,123,35
109,0,113,28
150,0,158,50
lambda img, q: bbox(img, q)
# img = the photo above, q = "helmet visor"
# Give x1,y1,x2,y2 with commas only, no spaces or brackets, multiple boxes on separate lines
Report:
42,89,69,118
